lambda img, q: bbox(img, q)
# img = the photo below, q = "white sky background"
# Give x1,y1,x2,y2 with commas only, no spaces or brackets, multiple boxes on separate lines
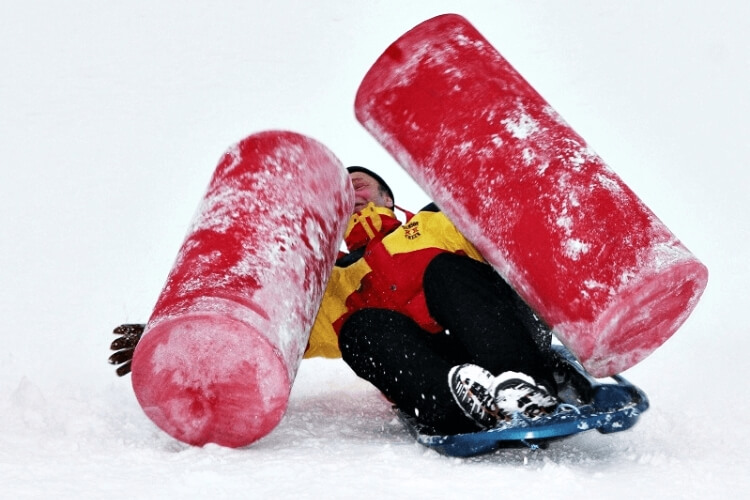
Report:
1,1,748,497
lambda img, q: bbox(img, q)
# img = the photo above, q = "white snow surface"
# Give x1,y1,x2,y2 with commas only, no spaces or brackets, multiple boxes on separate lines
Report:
1,1,748,498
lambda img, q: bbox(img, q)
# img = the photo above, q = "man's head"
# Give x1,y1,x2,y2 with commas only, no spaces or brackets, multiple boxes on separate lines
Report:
347,166,394,212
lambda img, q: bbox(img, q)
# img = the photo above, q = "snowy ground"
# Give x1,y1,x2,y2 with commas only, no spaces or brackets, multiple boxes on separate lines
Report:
2,1,748,498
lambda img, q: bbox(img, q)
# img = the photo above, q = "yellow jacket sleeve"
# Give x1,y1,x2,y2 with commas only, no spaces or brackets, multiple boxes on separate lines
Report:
304,258,372,359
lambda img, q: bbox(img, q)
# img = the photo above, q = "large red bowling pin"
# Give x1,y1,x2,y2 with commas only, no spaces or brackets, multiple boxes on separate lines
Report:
131,131,353,447
355,14,707,377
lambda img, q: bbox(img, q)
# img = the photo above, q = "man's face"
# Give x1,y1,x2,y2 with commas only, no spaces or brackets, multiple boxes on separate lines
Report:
350,172,393,213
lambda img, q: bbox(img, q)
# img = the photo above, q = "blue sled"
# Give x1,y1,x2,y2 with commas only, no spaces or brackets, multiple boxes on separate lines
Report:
397,345,649,457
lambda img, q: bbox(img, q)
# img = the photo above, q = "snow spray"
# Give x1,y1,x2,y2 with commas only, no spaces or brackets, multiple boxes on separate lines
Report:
131,131,353,447
355,14,708,377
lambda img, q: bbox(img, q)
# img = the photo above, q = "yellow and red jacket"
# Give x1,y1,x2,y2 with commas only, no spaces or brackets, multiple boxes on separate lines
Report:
304,202,484,358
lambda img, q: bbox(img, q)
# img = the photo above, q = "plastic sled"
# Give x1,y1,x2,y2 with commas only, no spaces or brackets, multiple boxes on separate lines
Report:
397,345,649,457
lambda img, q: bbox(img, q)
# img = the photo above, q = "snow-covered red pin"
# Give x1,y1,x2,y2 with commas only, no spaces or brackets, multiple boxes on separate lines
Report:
131,131,353,447
355,13,708,377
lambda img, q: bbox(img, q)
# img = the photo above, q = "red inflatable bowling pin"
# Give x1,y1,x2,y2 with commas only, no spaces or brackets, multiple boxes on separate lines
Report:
355,14,707,376
131,131,353,447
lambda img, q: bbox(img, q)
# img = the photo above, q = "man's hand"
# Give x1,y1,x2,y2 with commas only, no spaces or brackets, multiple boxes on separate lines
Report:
109,324,145,376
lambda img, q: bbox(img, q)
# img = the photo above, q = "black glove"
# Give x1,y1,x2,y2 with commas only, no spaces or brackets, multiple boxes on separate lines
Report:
109,323,145,376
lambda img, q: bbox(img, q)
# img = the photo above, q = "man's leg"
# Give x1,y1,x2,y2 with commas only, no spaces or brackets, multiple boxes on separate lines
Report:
339,308,479,434
423,253,556,390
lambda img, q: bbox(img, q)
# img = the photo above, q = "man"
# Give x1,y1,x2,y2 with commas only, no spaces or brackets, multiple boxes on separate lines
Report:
111,166,558,434
349,166,395,212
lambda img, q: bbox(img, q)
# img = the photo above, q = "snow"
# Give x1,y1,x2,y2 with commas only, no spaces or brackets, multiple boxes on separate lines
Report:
1,0,748,497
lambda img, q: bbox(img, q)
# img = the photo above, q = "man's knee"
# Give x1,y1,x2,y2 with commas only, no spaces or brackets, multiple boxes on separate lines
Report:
339,309,410,360
424,252,464,279
423,252,497,299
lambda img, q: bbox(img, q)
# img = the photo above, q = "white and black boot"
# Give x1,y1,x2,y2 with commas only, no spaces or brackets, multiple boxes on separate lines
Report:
448,364,509,429
490,371,559,419
449,365,559,428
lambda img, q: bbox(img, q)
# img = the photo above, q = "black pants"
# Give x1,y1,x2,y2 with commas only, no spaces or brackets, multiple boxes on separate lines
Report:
339,253,555,434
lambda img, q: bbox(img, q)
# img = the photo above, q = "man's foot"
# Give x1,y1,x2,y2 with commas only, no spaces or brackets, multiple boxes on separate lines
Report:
449,365,559,429
448,364,508,429
491,371,559,419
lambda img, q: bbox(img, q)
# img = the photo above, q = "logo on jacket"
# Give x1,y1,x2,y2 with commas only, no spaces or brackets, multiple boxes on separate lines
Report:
403,221,421,240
